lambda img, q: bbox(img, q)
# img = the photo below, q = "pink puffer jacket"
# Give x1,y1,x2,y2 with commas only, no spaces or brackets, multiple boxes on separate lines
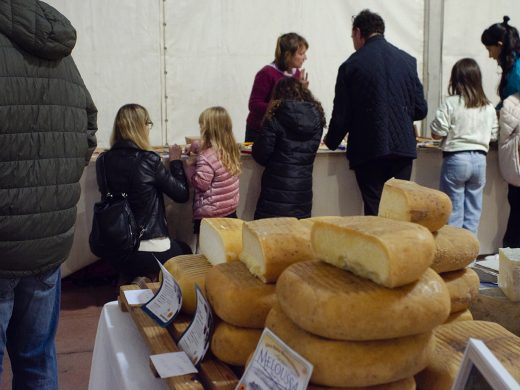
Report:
187,148,239,219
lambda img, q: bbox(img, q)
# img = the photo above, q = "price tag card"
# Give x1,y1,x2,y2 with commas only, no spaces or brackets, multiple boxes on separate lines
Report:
150,351,198,378
177,285,213,365
123,289,154,305
142,261,183,327
236,327,313,390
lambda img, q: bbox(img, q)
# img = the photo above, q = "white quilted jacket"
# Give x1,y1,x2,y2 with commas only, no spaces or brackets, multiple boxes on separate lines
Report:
499,93,520,186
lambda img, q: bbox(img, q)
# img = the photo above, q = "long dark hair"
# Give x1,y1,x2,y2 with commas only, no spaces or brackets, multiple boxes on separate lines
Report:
263,77,326,128
448,58,489,108
481,16,520,96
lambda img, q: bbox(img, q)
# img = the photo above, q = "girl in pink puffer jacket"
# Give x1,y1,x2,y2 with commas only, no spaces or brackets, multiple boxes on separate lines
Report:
185,106,241,234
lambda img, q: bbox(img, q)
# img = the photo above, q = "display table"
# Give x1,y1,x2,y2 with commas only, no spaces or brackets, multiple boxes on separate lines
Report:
88,301,168,390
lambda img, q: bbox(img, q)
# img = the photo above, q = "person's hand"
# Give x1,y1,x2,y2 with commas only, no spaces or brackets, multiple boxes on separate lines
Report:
169,144,182,161
300,68,309,88
189,140,201,155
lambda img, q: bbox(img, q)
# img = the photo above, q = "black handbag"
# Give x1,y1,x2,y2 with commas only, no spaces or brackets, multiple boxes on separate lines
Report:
89,154,144,258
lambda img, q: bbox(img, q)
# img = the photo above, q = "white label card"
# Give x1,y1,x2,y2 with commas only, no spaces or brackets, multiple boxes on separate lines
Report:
150,351,198,379
142,261,183,327
177,285,213,365
123,289,154,305
236,328,313,390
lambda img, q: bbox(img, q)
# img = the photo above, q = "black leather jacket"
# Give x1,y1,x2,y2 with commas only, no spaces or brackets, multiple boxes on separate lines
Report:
96,140,189,240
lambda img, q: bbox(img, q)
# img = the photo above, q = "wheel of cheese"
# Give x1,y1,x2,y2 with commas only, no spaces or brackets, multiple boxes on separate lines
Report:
162,254,212,314
308,376,415,390
444,309,473,323
378,178,452,232
441,268,480,313
415,321,520,390
210,321,261,367
199,218,244,265
311,216,435,287
265,305,435,388
239,217,314,283
431,225,479,273
205,261,276,328
277,261,450,340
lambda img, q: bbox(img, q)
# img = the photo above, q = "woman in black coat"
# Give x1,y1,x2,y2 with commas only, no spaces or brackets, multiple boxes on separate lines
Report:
252,77,326,219
95,104,191,282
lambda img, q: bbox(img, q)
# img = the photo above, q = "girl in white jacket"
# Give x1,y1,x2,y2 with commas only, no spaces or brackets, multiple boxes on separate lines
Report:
430,58,498,234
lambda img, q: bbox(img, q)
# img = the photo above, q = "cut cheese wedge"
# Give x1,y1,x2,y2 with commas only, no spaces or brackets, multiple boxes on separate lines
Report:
205,261,276,328
277,261,450,340
265,304,435,388
444,309,473,324
308,376,415,390
431,225,479,273
415,321,520,389
210,321,262,367
498,247,520,301
162,254,212,314
441,268,480,313
378,178,452,232
239,217,314,283
311,216,435,287
199,218,244,265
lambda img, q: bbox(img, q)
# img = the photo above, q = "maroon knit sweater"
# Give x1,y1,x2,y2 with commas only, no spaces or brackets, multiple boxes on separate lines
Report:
246,64,300,137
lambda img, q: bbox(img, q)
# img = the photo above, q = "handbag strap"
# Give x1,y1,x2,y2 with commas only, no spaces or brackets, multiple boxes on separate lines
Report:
99,154,113,197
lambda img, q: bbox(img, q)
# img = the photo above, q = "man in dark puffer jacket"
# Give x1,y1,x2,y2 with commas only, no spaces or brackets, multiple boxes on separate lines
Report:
0,0,97,388
325,9,427,216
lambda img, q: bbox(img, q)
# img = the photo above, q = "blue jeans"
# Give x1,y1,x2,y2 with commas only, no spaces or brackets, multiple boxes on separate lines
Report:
440,151,486,234
0,267,60,390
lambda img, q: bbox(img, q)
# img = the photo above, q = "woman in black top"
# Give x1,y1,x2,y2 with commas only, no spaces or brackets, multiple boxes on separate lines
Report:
95,104,191,281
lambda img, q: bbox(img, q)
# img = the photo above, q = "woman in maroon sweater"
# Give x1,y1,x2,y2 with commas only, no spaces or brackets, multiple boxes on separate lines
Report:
245,32,309,142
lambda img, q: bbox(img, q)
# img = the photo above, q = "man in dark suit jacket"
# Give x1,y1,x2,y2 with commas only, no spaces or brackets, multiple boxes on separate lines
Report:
325,9,427,215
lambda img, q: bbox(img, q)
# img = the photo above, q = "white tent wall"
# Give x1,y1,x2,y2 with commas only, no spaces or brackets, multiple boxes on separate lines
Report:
442,0,520,108
45,0,424,146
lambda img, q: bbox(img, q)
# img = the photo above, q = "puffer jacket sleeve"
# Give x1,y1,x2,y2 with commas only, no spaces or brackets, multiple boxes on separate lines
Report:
191,153,215,192
155,159,189,203
84,87,98,164
252,119,278,166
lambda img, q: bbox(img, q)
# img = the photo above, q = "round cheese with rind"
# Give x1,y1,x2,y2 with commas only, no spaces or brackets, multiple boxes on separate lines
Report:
378,178,452,232
265,304,435,388
308,376,415,390
311,216,435,287
431,225,479,273
210,321,261,367
444,309,473,323
277,261,450,340
205,261,276,328
441,267,480,313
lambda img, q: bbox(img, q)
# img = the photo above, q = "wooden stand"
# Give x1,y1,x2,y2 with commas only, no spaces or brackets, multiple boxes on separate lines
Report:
119,283,238,390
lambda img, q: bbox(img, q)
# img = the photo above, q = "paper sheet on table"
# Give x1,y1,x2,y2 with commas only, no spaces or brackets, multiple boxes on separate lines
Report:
150,352,198,379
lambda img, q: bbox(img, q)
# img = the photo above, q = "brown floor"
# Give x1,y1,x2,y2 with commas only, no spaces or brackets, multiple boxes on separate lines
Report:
0,260,117,390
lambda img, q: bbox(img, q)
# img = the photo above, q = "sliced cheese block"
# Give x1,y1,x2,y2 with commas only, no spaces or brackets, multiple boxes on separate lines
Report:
308,376,415,390
378,178,452,232
311,216,435,287
162,254,212,314
265,304,435,388
239,217,314,283
210,321,262,367
441,268,480,313
415,320,520,389
199,218,244,265
205,261,276,328
431,225,479,273
498,247,520,301
444,309,473,323
277,262,450,340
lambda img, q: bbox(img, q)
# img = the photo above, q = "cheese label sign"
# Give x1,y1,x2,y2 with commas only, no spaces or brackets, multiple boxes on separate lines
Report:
236,328,313,390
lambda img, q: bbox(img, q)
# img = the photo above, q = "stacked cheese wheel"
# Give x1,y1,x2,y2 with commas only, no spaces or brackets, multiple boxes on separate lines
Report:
378,178,480,323
269,212,450,388
204,218,314,366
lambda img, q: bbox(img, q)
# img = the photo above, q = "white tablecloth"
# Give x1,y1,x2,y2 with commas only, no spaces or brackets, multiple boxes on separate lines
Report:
88,301,168,390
